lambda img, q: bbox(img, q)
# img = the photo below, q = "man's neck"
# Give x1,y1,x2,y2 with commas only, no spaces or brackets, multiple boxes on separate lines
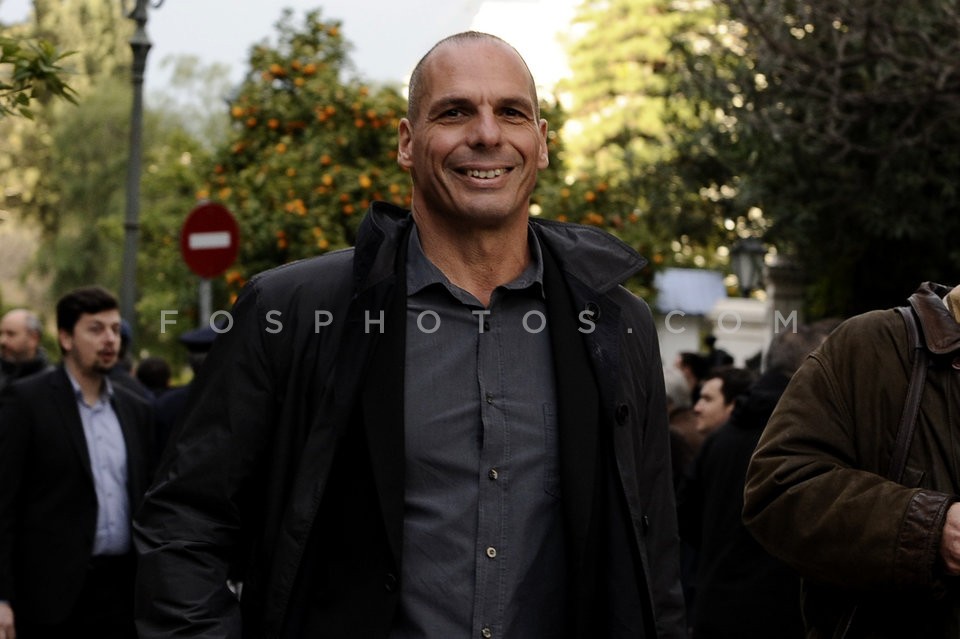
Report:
413,215,531,307
65,359,105,406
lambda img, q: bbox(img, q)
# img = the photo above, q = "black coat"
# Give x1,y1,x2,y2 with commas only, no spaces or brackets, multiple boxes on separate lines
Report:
678,371,804,639
0,365,154,623
134,203,686,638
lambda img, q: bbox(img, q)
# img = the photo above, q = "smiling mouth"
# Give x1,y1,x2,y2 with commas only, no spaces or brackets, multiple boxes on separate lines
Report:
461,168,510,179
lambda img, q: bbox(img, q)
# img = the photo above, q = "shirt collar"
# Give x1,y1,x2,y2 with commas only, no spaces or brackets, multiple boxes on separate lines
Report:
65,366,114,405
406,223,546,301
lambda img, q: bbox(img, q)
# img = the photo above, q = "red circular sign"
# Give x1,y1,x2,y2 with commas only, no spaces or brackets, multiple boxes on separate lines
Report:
180,202,240,279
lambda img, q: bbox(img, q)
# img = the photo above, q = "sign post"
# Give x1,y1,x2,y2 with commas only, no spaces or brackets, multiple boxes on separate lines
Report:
180,202,239,326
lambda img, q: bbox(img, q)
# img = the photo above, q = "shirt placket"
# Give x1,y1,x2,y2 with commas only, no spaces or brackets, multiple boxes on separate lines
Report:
473,301,506,639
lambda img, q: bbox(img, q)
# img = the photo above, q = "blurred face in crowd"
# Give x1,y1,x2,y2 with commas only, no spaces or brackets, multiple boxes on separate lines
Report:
694,377,733,435
398,37,549,231
0,310,40,363
59,309,121,379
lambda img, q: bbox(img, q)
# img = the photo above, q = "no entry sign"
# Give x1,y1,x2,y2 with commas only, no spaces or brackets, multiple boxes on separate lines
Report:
180,202,240,279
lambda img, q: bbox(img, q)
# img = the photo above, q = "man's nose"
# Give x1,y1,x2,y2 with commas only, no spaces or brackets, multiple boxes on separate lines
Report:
468,110,502,147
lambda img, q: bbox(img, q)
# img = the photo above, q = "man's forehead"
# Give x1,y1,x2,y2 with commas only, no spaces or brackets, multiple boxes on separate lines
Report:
424,40,536,104
702,378,723,393
1,311,26,328
426,40,527,75
77,310,121,325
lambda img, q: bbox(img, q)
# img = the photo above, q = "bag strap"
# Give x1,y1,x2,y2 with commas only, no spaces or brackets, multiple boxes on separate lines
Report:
833,306,929,639
885,305,929,482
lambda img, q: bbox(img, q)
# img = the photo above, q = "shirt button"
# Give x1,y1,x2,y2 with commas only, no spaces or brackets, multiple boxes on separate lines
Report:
483,321,490,331
488,468,498,480
485,393,494,404
486,546,497,558
481,628,493,638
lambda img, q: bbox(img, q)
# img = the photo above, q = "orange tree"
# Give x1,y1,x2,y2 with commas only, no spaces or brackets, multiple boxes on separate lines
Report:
202,9,411,296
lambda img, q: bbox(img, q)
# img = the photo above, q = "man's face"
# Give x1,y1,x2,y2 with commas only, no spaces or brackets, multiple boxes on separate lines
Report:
59,309,121,378
694,377,733,435
397,39,549,229
0,311,39,363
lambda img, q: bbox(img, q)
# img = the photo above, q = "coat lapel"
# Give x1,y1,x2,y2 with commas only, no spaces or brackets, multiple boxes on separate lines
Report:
51,367,95,483
541,245,601,569
360,281,406,569
359,229,410,569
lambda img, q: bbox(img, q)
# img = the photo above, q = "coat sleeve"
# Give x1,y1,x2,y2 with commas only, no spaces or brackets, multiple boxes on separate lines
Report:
134,280,278,639
743,313,955,590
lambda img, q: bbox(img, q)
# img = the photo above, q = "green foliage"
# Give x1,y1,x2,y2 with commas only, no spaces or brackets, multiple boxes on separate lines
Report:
0,34,77,118
204,9,411,292
25,75,214,363
557,0,742,296
1,0,132,238
686,0,960,315
136,124,220,361
149,54,233,148
561,0,695,172
33,0,132,84
32,78,128,290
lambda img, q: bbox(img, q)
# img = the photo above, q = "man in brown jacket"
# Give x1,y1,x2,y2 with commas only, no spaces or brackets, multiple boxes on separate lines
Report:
744,282,960,638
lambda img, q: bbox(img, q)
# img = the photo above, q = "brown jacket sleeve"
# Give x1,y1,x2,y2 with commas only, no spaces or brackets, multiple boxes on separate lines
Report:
743,311,954,590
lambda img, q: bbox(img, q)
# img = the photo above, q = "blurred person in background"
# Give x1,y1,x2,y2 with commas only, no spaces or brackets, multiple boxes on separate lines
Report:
692,366,755,437
0,286,154,639
679,323,835,638
0,308,51,393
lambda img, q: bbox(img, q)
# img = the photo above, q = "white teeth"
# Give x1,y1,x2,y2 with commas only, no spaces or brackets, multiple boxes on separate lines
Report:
467,168,505,179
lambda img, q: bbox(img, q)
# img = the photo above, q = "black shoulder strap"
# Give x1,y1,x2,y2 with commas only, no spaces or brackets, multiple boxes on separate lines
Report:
886,306,928,483
836,307,928,639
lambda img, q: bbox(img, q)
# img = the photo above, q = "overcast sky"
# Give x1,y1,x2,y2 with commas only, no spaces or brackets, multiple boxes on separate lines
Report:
1,0,577,96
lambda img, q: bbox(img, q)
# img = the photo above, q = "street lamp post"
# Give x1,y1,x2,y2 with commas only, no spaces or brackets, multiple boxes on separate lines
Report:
730,237,767,297
120,0,163,330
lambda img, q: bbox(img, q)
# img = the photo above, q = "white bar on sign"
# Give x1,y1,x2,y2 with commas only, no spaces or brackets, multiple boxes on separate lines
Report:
188,232,231,250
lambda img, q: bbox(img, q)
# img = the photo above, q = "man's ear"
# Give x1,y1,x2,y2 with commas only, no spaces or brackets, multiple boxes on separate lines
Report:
57,328,72,355
537,118,549,169
397,119,413,170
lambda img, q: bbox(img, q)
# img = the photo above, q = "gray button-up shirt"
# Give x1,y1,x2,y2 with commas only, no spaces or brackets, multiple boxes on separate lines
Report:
67,371,131,556
391,226,566,639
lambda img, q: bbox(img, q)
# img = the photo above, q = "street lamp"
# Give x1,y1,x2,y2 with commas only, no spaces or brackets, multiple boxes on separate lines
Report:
119,0,163,330
730,237,766,297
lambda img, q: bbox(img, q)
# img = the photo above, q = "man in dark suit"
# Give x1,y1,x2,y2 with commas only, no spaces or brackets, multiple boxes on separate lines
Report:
0,286,154,639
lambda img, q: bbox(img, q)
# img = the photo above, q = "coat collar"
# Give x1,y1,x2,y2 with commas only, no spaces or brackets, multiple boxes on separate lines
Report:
353,202,648,297
909,281,960,355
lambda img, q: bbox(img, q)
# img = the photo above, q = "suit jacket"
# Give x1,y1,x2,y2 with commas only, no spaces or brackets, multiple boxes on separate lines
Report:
0,365,154,624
